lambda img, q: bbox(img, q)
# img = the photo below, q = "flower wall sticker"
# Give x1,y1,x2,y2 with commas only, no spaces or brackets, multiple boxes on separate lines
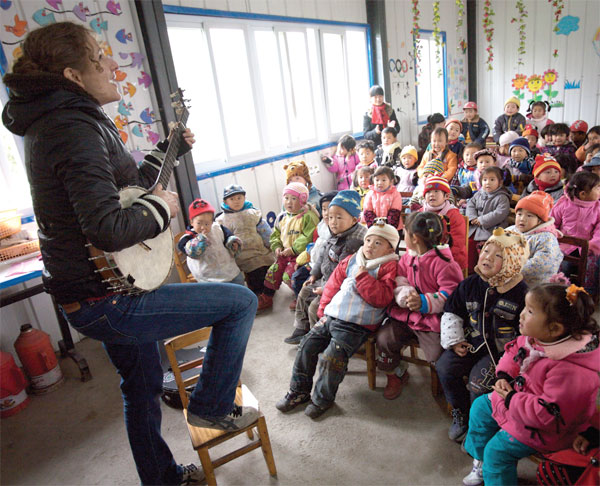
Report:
542,69,559,104
516,71,562,107
482,0,495,70
511,73,527,100
527,74,544,102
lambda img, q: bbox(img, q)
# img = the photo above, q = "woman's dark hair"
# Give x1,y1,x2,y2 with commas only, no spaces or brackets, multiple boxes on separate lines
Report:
527,100,551,115
10,22,93,75
555,154,578,180
540,124,555,138
369,85,384,97
353,166,374,187
373,166,395,181
338,134,356,151
427,113,445,126
479,166,504,184
552,123,570,136
382,126,398,137
465,141,483,151
528,284,598,339
357,140,375,153
567,171,600,199
404,211,450,262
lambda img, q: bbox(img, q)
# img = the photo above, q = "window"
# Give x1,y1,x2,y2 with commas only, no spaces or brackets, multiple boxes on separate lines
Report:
165,11,370,175
415,30,448,124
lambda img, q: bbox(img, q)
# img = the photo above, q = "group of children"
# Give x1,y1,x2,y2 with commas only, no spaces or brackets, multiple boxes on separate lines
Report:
177,91,600,485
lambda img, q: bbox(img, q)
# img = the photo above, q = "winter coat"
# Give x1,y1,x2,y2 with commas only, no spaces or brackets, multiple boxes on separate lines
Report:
551,194,600,255
466,186,512,241
440,273,526,359
376,142,402,169
491,334,600,453
310,220,331,263
421,200,467,271
522,180,564,203
395,166,418,193
1,72,176,304
324,152,360,190
506,220,563,287
456,163,478,187
417,149,458,183
353,185,370,209
363,103,399,146
216,206,274,273
318,251,398,328
493,113,527,142
363,185,404,230
525,113,554,134
310,223,367,283
270,206,319,255
461,116,490,146
541,142,577,160
388,246,463,333
448,139,465,160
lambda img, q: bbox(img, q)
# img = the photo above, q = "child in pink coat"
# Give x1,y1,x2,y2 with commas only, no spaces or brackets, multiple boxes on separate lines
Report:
321,134,359,190
362,166,404,230
462,283,600,486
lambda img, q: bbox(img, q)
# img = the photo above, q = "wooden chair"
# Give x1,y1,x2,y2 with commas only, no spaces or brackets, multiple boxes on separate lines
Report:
398,338,443,397
507,193,520,226
557,235,589,286
354,335,377,390
173,231,196,283
163,328,277,485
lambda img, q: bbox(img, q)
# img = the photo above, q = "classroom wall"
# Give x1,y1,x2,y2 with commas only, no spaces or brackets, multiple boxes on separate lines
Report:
475,0,599,128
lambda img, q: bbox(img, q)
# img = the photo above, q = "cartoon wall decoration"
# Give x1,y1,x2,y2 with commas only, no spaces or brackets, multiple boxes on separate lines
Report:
447,53,467,113
0,0,162,166
564,79,581,90
511,70,562,108
555,15,579,36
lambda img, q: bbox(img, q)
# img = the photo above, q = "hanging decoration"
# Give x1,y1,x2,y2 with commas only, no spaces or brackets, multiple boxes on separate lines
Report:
432,1,442,77
455,0,465,53
548,0,564,57
482,0,495,70
510,0,527,67
411,0,421,75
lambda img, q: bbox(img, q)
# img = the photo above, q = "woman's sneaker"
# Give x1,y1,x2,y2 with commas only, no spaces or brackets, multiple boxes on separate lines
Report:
449,408,468,442
275,390,310,412
463,459,483,486
187,404,259,430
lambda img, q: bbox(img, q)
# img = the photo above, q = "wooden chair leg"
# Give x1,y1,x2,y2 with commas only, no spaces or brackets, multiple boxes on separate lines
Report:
197,447,217,486
246,427,254,440
257,416,277,477
429,363,441,397
365,337,376,390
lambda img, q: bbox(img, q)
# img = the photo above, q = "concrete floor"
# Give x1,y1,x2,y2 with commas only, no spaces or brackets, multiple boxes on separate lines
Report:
1,285,541,485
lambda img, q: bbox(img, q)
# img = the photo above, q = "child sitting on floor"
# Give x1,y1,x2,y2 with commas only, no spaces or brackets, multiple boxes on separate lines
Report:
375,212,464,400
522,154,565,202
461,102,490,147
462,283,599,486
363,166,404,230
506,191,563,288
258,182,320,311
437,228,529,442
179,198,244,285
493,97,526,143
352,166,373,208
375,127,402,169
395,145,419,194
276,222,399,419
417,127,458,183
321,134,359,190
216,185,274,295
284,190,366,344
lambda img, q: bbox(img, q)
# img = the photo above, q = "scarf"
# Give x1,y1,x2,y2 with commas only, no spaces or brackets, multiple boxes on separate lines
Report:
534,177,557,192
221,200,254,212
355,246,399,270
371,104,390,126
520,337,546,373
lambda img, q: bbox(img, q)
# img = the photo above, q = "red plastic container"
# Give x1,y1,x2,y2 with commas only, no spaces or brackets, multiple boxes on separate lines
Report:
14,324,63,393
0,351,29,417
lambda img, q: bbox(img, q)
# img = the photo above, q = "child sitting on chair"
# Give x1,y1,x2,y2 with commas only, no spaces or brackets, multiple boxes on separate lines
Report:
375,127,402,169
437,228,529,443
257,182,320,311
362,166,404,230
179,198,244,285
276,222,399,419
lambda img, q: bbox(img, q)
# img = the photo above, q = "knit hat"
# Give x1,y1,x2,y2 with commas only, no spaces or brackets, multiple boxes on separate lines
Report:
532,153,560,178
584,153,600,168
400,145,418,160
369,85,384,97
188,198,215,221
473,148,497,162
445,119,463,132
365,221,400,250
223,184,246,200
422,158,445,177
319,190,338,208
504,96,520,110
515,191,554,222
570,120,588,133
283,182,309,205
329,190,362,218
284,160,312,188
476,227,530,290
423,175,450,195
509,137,531,155
499,130,520,146
463,101,478,111
522,126,539,138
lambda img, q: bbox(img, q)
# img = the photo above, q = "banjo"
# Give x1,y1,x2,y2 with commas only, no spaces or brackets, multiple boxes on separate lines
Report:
87,89,189,294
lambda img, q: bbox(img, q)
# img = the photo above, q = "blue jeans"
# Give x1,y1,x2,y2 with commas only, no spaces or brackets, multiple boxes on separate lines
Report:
61,283,257,485
464,395,536,486
290,316,370,408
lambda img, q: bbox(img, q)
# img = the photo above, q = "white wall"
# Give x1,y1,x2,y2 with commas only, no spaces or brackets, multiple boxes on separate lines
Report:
475,0,599,127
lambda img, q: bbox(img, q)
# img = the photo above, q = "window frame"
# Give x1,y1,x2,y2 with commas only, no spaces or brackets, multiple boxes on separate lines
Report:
163,5,373,180
414,29,449,125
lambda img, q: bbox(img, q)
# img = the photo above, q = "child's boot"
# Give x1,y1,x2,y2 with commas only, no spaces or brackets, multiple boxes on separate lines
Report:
275,390,310,412
462,459,483,486
449,408,468,442
256,293,273,311
383,369,410,400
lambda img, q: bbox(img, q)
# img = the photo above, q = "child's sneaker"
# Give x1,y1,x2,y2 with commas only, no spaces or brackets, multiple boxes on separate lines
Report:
304,401,331,419
275,390,310,412
256,294,273,311
179,463,204,485
449,408,468,442
187,404,259,430
283,328,308,344
463,458,483,486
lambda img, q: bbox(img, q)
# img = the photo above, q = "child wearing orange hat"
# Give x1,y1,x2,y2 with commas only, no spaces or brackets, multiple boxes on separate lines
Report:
522,154,565,202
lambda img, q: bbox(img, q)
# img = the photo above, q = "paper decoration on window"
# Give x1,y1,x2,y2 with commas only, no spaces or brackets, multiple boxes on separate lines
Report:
482,0,494,70
122,82,136,98
118,101,133,116
140,108,156,124
137,71,152,89
556,15,579,35
1,1,12,10
32,9,55,26
116,28,132,44
90,18,108,34
510,0,527,68
4,14,27,37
